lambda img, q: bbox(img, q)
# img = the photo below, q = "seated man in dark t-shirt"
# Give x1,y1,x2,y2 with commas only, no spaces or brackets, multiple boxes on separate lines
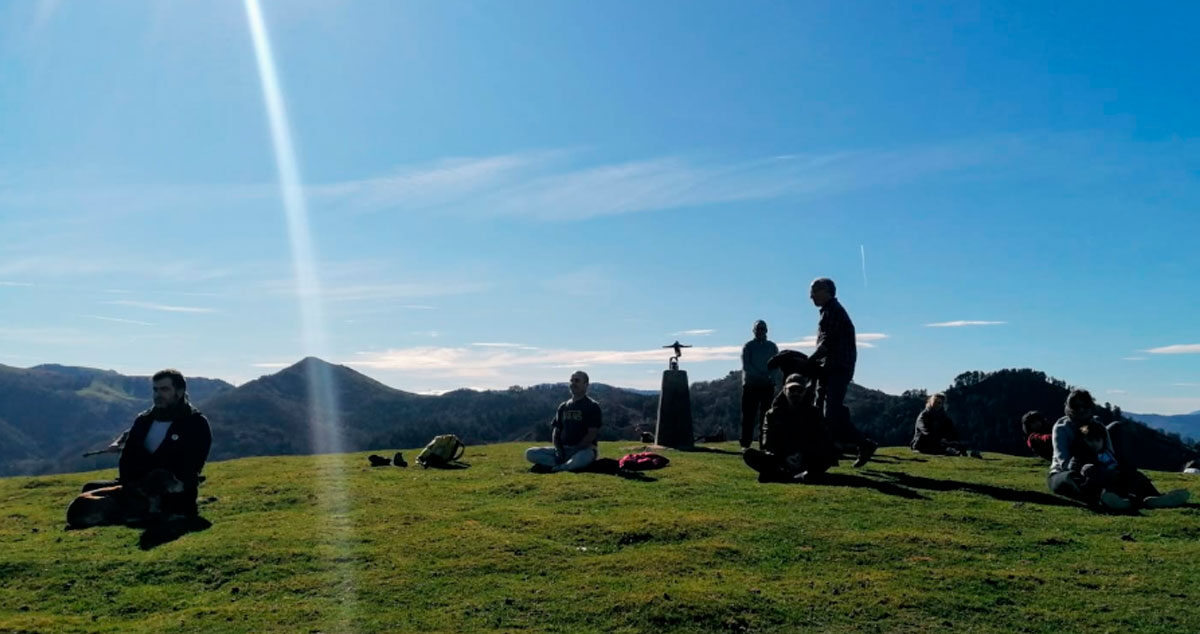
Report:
525,371,602,473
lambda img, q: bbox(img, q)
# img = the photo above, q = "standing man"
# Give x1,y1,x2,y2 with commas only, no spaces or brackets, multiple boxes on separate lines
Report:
740,320,779,450
67,369,213,528
525,371,602,473
808,277,877,467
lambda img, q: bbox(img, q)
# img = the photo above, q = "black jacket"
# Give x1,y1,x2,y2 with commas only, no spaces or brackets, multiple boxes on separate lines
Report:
118,401,212,513
910,407,959,452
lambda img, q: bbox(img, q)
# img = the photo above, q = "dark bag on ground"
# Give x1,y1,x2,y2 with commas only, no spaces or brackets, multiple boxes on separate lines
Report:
416,434,466,468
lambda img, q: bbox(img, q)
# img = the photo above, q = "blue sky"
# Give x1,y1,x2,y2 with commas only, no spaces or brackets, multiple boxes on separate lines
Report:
1,1,1197,414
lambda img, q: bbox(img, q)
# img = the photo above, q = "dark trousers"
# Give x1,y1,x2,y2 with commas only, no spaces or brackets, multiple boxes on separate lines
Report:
1048,468,1159,505
741,383,775,448
816,368,867,448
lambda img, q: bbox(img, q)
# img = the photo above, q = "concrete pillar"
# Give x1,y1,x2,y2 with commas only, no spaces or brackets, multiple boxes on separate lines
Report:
655,369,694,448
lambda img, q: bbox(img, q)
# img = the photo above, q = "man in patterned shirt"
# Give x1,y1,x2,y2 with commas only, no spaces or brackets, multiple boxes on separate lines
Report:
809,277,876,468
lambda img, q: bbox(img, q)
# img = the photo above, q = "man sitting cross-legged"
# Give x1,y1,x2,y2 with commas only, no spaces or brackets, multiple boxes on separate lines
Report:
67,368,212,528
526,371,602,473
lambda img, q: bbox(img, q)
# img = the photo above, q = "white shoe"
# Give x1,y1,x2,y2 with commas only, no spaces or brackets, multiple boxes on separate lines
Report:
1144,489,1190,509
1100,491,1132,511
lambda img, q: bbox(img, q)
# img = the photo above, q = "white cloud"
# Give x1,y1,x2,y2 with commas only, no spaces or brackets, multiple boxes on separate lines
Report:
672,329,715,336
1146,344,1200,355
0,281,34,287
1172,382,1200,388
1122,357,1149,361
344,333,888,379
251,362,290,369
105,300,218,314
925,320,1007,328
471,342,525,348
1106,389,1128,395
85,315,155,326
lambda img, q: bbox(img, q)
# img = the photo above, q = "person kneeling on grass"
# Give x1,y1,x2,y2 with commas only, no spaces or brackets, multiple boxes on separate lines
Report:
910,393,982,458
526,371,602,473
67,368,212,528
743,373,838,483
1047,388,1189,511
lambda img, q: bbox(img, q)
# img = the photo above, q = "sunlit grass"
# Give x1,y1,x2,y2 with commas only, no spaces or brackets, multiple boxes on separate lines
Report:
2,444,1199,632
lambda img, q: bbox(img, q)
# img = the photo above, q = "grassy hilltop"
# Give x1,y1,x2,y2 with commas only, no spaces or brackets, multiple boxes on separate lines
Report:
2,444,1199,633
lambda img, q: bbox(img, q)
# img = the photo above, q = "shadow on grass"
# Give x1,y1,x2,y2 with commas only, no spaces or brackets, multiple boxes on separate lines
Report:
678,446,743,456
872,470,1082,508
531,459,659,482
138,515,212,550
812,472,929,500
868,454,928,464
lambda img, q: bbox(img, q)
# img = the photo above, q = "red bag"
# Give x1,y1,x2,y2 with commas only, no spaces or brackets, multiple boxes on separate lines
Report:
618,452,670,471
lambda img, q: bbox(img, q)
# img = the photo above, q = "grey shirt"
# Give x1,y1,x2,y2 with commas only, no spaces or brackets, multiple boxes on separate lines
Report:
1049,416,1115,475
742,338,780,386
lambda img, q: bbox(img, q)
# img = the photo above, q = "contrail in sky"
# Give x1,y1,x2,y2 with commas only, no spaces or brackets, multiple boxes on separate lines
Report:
860,244,868,288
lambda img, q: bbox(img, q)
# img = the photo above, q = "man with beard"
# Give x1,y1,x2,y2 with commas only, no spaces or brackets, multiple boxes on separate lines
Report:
67,369,212,528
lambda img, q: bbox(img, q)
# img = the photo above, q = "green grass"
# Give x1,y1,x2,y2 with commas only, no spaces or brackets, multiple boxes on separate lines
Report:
3,444,1200,633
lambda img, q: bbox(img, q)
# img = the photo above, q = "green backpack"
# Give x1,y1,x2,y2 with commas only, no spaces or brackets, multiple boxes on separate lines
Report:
416,434,466,468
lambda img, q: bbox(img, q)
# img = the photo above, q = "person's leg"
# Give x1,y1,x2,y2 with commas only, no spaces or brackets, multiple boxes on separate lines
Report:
752,384,774,448
739,384,758,449
81,479,119,493
525,446,559,467
1047,471,1093,503
555,447,596,472
66,485,128,528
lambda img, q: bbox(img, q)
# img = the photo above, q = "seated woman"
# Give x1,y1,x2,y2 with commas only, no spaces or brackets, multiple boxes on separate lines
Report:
1021,410,1054,460
1047,389,1189,511
910,393,980,457
744,373,837,483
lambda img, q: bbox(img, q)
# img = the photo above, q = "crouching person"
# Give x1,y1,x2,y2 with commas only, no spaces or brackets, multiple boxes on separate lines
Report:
1047,389,1188,511
744,372,838,483
67,369,212,528
526,371,601,473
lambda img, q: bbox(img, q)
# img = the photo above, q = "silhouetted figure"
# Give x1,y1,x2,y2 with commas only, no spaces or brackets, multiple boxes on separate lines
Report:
740,320,779,450
526,371,602,473
1021,410,1053,460
808,277,876,467
910,393,981,457
744,373,838,483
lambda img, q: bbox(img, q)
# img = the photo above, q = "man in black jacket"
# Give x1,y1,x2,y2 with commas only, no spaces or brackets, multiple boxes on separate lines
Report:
809,277,876,468
67,369,212,528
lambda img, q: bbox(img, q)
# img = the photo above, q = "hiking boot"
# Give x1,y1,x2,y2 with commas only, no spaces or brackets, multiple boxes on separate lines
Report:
367,454,391,467
1143,489,1190,509
852,440,877,468
529,464,554,474
1100,490,1133,511
393,452,408,468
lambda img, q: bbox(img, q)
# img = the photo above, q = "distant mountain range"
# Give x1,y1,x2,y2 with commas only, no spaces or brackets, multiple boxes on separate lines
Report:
1126,411,1200,442
1,358,1195,476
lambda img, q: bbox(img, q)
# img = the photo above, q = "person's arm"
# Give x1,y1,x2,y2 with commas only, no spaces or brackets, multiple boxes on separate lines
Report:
176,414,212,486
913,410,931,437
573,426,599,450
1049,422,1072,472
741,342,751,372
810,313,830,364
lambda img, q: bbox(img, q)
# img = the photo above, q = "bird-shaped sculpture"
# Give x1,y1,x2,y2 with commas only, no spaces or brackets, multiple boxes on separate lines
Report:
662,340,692,359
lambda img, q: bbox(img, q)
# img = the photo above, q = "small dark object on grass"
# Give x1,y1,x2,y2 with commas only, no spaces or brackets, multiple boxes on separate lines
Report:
1121,533,1135,542
641,431,655,443
368,454,391,467
393,452,408,467
695,429,727,443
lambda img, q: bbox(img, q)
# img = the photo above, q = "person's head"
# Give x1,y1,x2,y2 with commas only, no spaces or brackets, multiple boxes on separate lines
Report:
926,393,946,410
1065,389,1096,422
782,374,807,404
151,368,187,409
809,278,836,307
568,371,590,400
1021,410,1047,435
1079,422,1105,453
752,320,768,340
